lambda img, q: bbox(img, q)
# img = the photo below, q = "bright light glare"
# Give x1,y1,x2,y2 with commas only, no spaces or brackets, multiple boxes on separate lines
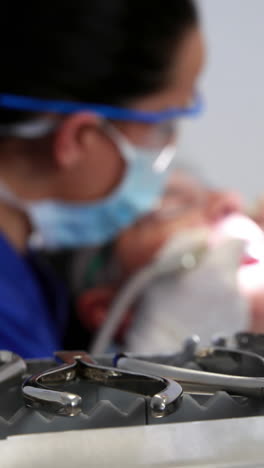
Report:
212,214,264,262
212,214,264,294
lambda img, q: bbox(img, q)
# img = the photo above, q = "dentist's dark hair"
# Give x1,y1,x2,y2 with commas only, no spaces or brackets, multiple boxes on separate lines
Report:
0,0,198,125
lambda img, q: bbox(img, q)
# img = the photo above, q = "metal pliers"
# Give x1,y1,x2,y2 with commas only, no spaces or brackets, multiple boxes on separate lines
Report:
22,351,183,418
194,346,264,377
235,332,264,357
115,346,264,399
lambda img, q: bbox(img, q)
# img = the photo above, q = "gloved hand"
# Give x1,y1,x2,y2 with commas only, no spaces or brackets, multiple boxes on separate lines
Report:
115,170,243,274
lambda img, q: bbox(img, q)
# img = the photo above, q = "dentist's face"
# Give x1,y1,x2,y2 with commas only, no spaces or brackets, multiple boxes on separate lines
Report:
48,27,205,204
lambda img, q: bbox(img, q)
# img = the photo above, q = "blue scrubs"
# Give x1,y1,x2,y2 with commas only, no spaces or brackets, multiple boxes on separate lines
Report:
0,234,69,359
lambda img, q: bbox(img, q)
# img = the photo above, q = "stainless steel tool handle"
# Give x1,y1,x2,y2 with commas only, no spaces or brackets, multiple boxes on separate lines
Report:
116,356,264,399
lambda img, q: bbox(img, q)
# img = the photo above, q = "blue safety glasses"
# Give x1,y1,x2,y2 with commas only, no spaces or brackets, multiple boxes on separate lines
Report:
0,92,203,124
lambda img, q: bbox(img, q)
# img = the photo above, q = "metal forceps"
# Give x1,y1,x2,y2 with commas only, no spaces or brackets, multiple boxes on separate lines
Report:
235,332,264,357
157,335,264,378
22,351,183,418
194,346,264,378
115,352,264,399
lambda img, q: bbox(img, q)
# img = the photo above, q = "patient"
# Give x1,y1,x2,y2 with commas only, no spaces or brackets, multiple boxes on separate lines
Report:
77,170,264,352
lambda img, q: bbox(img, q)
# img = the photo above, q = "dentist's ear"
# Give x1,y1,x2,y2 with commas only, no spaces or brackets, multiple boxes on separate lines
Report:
53,113,100,168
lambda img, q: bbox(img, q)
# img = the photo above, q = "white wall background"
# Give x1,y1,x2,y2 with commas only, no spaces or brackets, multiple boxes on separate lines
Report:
179,0,264,202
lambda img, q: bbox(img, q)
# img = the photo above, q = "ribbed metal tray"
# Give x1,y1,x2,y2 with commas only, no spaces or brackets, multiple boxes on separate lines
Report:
1,353,264,439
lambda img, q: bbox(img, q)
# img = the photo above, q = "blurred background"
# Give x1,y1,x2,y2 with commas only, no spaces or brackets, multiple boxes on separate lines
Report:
179,0,264,202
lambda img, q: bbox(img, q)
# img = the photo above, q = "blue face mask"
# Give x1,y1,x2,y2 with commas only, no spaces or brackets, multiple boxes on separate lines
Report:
0,125,178,249
23,125,177,249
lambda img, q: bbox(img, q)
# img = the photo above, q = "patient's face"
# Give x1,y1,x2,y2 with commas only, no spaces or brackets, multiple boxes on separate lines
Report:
154,172,242,223
211,213,264,332
115,171,243,273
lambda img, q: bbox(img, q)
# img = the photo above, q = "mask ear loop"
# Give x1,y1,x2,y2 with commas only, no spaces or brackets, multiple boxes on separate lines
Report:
0,119,59,139
103,120,179,173
0,182,25,211
0,181,45,248
102,121,138,164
